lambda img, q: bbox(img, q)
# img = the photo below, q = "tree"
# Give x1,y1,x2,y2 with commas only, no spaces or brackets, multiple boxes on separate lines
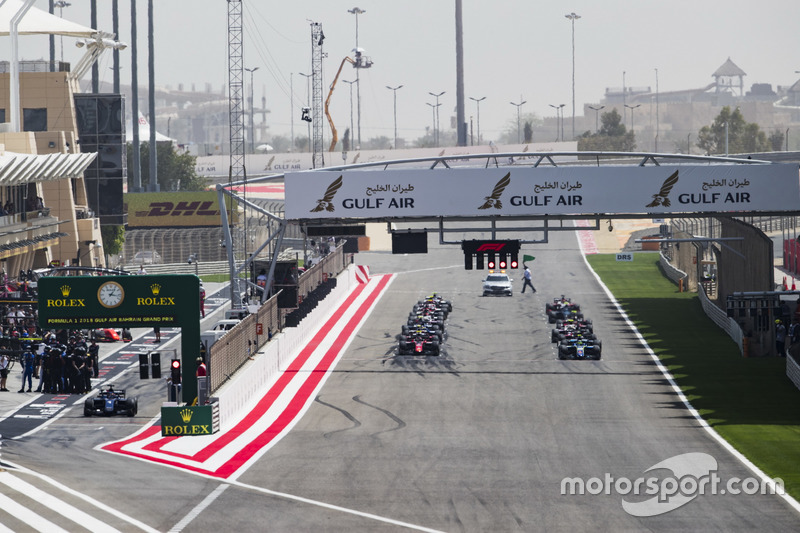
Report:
768,129,786,152
342,128,351,152
696,106,771,155
500,113,541,144
523,121,533,143
576,109,636,152
127,142,207,191
100,225,124,257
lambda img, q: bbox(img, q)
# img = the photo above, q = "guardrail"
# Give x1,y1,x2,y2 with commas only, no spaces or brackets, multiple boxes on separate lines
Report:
661,251,744,354
120,261,230,276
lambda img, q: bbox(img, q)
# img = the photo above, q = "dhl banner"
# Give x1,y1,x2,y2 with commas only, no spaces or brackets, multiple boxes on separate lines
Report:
284,165,800,220
125,191,238,228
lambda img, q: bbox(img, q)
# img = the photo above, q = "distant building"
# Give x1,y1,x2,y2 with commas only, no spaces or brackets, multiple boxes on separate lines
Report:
0,61,105,270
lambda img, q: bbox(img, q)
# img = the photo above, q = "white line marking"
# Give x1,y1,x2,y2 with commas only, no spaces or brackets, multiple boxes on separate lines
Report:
1,460,159,532
0,491,69,533
0,471,122,532
377,264,462,275
228,478,445,533
167,484,229,533
579,243,800,514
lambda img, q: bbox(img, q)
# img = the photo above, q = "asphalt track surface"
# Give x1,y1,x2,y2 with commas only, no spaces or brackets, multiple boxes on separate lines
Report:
1,229,799,532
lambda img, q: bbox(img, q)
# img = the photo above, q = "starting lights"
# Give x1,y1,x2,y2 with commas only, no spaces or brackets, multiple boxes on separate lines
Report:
462,240,521,270
170,359,181,385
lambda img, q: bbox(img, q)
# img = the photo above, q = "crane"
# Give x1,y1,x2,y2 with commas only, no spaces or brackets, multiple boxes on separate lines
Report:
325,56,355,152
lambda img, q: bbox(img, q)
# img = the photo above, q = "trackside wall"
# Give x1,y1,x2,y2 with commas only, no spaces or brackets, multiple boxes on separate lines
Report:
213,265,357,424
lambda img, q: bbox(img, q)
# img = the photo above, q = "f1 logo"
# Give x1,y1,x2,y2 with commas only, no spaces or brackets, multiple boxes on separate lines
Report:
476,243,506,252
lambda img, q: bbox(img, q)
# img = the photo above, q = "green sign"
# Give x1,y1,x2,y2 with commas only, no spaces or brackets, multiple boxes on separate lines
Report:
38,274,202,403
161,403,219,437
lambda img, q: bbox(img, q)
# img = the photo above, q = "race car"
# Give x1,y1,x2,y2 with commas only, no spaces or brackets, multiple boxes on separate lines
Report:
402,323,443,342
91,328,122,342
551,318,595,343
84,386,138,417
546,296,583,323
408,310,445,330
557,338,602,360
415,294,452,317
398,332,441,356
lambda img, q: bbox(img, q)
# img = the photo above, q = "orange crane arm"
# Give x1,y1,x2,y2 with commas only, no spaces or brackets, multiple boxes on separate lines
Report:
325,56,355,152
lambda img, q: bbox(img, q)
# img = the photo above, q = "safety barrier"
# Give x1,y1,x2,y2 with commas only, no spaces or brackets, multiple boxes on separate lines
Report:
207,295,281,393
207,246,352,397
784,239,800,276
661,251,744,355
212,265,357,424
658,251,688,286
121,261,231,276
786,352,800,391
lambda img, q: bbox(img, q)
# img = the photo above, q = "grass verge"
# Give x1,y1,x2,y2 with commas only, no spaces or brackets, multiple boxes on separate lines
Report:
587,252,800,501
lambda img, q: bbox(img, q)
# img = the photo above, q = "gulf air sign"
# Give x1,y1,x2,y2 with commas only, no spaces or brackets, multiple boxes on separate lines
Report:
125,191,239,228
284,165,800,220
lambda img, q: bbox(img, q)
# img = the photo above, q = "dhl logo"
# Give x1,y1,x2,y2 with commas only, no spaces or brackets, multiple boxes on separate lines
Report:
135,201,219,217
476,243,507,252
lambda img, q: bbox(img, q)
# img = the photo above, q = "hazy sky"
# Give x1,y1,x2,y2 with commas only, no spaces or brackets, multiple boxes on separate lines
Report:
5,1,800,145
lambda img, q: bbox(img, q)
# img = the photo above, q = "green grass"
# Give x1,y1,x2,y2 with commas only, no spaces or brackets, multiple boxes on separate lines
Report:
587,253,800,500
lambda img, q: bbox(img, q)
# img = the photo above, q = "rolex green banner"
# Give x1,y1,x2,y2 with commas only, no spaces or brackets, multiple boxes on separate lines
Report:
161,402,220,437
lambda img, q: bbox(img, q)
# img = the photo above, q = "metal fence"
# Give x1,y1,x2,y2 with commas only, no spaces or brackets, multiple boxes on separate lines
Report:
208,295,280,393
207,244,352,394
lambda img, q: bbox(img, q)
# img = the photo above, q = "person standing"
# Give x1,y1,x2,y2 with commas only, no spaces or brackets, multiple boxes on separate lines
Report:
153,326,161,343
521,264,536,294
18,347,34,392
200,284,206,318
0,351,10,391
88,339,99,378
776,319,787,358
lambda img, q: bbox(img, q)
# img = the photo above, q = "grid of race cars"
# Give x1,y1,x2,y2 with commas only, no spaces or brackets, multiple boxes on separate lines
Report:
396,288,600,361
547,295,602,360
398,294,452,356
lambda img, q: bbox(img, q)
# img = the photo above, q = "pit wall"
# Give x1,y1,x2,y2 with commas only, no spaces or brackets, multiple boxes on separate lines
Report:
213,264,357,424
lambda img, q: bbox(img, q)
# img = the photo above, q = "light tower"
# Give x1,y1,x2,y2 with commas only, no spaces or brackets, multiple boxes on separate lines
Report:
310,22,325,168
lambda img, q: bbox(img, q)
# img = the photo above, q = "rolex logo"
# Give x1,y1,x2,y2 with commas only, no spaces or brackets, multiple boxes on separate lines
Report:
150,283,161,296
180,409,193,423
60,285,71,297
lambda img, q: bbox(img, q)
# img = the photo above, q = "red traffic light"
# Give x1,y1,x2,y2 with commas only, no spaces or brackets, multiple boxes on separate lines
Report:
170,359,182,384
487,260,496,269
510,259,519,269
499,260,507,269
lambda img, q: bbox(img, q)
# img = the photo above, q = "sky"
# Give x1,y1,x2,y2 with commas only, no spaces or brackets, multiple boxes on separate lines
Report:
5,0,800,146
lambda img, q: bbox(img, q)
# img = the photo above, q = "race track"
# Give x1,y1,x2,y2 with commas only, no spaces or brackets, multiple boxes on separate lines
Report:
2,228,798,532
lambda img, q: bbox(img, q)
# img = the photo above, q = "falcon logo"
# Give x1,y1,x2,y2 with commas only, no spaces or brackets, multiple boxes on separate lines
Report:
478,172,511,210
646,170,679,208
310,176,343,212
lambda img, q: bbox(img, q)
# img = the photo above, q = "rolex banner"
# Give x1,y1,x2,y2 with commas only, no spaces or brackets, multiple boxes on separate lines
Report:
284,165,800,220
161,403,220,437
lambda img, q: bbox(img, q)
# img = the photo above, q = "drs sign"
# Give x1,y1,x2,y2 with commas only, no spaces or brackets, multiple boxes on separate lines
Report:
616,253,634,262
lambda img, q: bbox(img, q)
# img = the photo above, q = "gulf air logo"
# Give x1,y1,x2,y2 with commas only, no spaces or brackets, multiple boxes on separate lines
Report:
311,175,343,212
478,172,511,210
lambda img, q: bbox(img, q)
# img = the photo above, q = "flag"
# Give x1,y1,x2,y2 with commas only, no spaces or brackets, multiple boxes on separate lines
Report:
523,255,535,263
